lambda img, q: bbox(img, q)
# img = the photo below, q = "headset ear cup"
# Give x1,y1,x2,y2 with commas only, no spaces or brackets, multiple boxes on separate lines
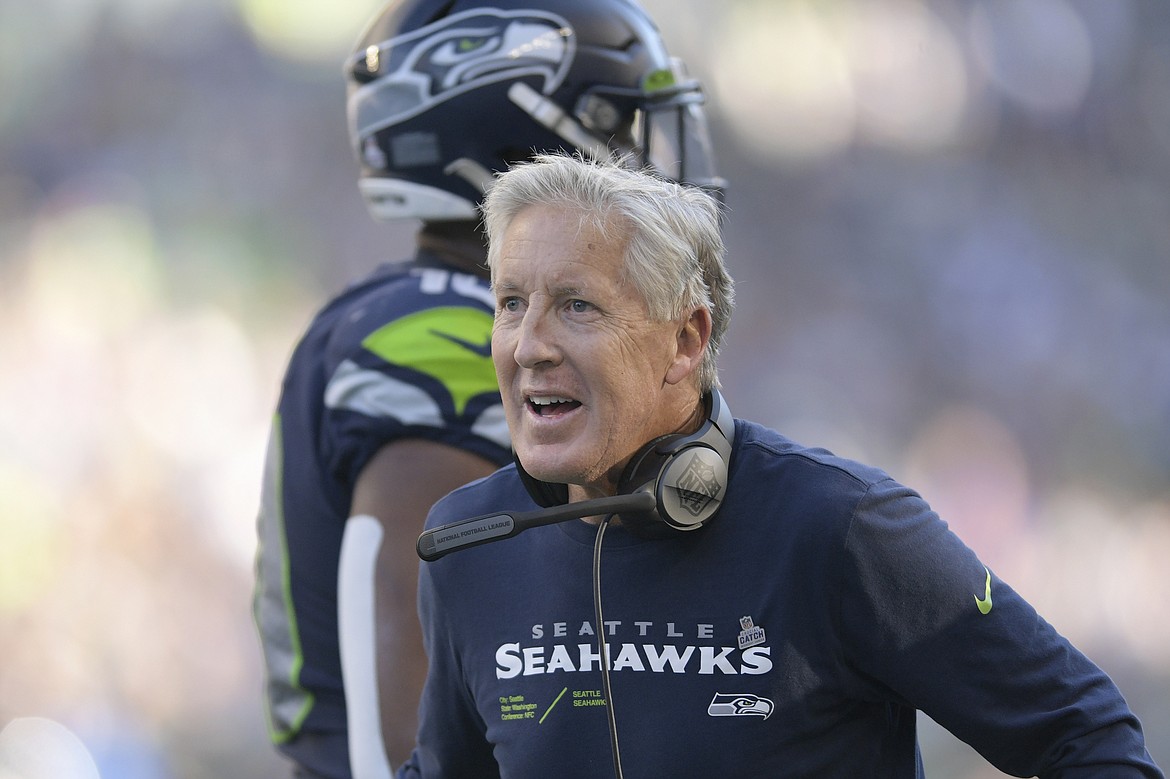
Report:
614,434,677,537
654,442,728,530
616,434,677,495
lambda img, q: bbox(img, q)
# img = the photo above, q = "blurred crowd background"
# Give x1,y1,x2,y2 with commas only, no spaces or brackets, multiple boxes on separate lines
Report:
0,0,1167,776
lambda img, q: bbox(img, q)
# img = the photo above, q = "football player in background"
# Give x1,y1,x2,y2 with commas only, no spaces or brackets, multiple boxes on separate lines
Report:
251,1,723,776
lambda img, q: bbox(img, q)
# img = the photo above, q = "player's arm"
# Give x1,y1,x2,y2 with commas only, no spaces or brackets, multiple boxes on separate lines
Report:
338,438,499,777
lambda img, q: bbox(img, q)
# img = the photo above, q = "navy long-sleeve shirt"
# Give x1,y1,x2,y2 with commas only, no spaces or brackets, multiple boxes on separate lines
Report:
400,419,1162,778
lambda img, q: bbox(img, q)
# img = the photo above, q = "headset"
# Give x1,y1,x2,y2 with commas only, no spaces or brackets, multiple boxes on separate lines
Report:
415,391,734,778
416,390,735,560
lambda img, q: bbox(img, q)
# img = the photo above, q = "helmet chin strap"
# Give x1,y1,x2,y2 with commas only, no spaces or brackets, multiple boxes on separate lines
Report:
508,82,611,159
444,157,496,194
358,178,478,221
448,80,612,196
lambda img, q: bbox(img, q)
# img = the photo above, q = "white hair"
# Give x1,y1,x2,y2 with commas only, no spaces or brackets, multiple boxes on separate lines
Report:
481,152,733,391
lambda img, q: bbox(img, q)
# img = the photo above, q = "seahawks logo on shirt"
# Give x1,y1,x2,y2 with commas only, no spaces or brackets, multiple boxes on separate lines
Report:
707,693,774,720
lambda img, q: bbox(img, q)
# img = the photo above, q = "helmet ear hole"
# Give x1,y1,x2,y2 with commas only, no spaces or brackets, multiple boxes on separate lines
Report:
576,95,624,135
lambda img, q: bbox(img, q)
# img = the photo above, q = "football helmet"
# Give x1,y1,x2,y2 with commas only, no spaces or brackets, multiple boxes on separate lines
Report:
345,0,723,221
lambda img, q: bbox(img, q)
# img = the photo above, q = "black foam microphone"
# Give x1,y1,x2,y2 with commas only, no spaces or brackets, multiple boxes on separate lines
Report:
416,492,657,562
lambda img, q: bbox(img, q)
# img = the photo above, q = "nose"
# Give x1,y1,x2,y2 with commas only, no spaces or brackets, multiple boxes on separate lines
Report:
511,307,561,369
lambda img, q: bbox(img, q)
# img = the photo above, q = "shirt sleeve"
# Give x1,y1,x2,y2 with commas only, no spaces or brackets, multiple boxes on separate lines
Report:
833,477,1162,778
396,547,500,779
321,300,509,492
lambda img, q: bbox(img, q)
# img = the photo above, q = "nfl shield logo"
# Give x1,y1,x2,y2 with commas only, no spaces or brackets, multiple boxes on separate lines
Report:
675,453,722,517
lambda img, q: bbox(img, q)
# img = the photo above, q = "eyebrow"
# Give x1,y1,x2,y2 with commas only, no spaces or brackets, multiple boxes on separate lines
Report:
551,285,585,298
491,280,587,298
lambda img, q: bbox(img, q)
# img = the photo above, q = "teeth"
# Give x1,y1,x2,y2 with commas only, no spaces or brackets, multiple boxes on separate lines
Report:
529,395,573,406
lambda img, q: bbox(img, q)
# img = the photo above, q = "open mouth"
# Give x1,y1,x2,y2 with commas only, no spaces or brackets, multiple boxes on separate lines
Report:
527,395,582,417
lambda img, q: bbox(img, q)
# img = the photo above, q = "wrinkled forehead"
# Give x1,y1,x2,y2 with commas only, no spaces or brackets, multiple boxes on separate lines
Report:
496,197,628,248
493,202,630,272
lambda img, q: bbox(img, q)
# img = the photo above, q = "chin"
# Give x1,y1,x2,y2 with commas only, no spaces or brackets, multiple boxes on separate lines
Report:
516,447,584,486
521,461,576,486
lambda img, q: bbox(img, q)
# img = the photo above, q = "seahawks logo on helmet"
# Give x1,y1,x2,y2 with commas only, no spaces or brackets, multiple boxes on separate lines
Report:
348,9,576,151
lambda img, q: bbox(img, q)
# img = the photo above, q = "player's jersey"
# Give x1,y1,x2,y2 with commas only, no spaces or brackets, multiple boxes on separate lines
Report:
253,252,511,776
400,419,1160,778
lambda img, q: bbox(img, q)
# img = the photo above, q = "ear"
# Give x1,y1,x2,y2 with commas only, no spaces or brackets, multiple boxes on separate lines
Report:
665,308,712,386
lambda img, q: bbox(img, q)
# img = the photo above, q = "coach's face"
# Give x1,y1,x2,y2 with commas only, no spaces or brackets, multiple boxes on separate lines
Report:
491,203,702,500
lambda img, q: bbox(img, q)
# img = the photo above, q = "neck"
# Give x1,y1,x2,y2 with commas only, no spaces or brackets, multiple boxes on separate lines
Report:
417,220,488,278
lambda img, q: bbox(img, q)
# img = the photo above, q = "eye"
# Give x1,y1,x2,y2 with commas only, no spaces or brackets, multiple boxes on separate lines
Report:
568,299,593,314
498,296,522,313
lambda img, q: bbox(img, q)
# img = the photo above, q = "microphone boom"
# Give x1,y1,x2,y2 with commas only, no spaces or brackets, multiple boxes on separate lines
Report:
417,492,657,561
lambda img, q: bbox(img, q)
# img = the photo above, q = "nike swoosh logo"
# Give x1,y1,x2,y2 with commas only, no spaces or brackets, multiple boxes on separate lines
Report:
361,307,497,415
973,567,993,615
430,329,492,357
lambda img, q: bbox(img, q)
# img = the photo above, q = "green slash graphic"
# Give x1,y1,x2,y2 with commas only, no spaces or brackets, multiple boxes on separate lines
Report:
539,687,568,724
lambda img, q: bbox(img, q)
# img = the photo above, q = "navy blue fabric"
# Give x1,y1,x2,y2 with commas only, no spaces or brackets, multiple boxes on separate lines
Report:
400,419,1161,778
